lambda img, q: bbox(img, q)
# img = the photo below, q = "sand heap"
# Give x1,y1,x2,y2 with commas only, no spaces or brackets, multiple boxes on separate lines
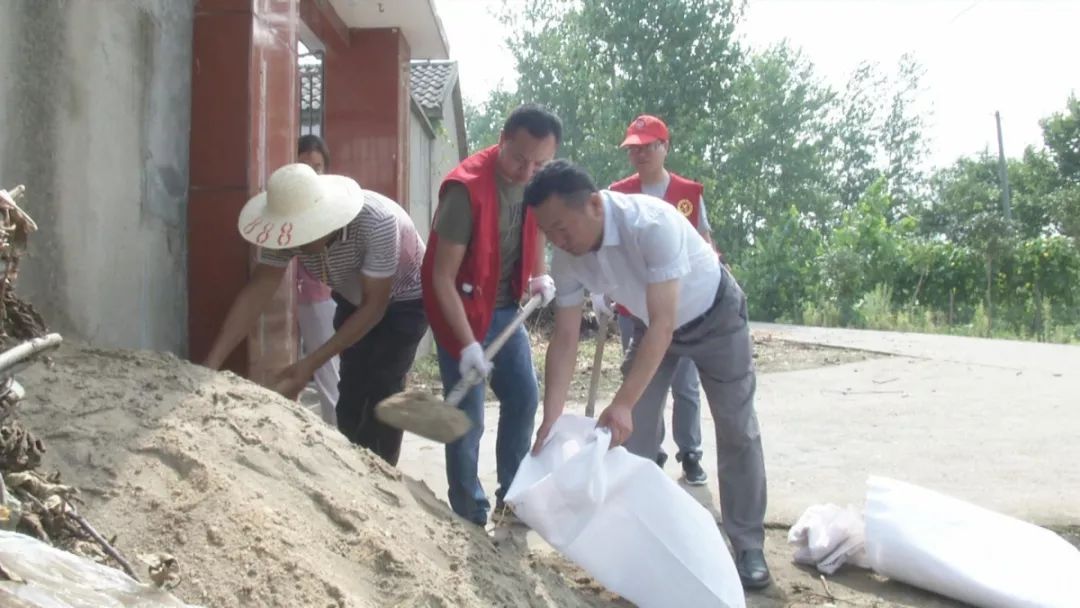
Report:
19,346,614,608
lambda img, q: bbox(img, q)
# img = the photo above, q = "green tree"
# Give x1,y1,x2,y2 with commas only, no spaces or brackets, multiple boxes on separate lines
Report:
897,238,982,323
498,0,745,186
458,2,1078,340
1039,95,1080,242
1047,185,1080,242
463,88,517,151
967,211,1017,330
881,54,929,217
832,62,887,211
735,205,822,321
921,149,1062,241
921,153,1001,242
714,43,838,256
1040,94,1080,183
817,178,915,322
829,56,930,222
1008,148,1062,238
488,0,846,260
1009,236,1080,338
923,154,1020,327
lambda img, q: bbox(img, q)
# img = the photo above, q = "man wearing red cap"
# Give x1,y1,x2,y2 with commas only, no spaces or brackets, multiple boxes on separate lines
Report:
593,115,713,486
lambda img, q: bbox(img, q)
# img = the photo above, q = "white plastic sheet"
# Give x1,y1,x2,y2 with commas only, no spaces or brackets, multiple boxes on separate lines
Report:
788,503,870,574
864,475,1080,608
505,414,745,608
0,530,199,608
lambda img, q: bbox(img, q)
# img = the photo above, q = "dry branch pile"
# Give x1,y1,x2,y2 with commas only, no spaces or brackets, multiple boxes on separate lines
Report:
0,184,139,582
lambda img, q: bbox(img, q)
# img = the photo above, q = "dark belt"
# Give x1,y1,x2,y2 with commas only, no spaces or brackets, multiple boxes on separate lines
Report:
674,270,728,338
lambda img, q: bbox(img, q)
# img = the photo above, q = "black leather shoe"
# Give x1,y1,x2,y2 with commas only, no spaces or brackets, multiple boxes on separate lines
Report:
736,549,772,590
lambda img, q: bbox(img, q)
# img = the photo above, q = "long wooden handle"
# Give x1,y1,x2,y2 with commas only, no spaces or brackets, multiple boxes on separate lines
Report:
585,314,610,417
444,294,544,407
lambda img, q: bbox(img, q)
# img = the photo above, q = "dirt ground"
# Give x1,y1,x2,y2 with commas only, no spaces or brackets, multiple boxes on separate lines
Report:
18,346,621,608
407,330,876,402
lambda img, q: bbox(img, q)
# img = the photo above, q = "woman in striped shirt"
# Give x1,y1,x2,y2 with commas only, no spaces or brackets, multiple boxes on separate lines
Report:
203,163,428,466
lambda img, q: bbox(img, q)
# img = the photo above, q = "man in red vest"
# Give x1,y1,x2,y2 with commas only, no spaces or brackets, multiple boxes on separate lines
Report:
594,114,713,486
421,104,561,526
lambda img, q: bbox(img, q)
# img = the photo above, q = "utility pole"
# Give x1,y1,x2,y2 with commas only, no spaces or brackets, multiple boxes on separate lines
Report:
995,111,1012,220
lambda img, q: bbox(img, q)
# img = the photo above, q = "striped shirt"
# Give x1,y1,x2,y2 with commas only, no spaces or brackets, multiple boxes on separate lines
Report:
258,190,424,305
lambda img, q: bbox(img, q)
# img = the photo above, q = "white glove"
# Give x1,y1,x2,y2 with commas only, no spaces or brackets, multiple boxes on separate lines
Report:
459,341,492,380
590,292,614,320
528,274,556,306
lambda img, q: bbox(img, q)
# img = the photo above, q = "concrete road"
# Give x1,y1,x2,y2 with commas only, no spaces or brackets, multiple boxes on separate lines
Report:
752,323,1080,527
753,322,1080,375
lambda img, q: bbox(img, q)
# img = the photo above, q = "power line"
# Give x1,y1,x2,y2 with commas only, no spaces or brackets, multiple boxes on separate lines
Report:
947,0,983,25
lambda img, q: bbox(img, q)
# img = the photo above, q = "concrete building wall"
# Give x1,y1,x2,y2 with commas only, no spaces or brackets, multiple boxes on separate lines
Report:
431,94,463,207
408,109,433,242
411,97,465,360
407,108,433,358
0,0,194,353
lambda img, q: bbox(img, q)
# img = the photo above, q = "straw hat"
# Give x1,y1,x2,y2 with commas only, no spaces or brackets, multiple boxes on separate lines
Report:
237,163,364,249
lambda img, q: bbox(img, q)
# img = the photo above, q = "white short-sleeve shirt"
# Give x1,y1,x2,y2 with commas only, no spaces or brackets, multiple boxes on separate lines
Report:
551,190,721,327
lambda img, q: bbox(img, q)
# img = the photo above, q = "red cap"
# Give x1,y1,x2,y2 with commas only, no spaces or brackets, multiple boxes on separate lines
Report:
620,114,669,147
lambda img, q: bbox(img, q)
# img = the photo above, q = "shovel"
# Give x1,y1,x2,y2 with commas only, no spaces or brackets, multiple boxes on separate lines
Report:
376,294,544,443
584,310,611,418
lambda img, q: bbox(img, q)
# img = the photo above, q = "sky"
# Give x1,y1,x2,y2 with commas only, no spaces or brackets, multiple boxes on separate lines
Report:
432,0,1080,168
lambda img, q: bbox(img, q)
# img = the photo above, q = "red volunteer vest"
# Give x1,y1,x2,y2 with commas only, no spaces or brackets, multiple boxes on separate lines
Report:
421,145,539,358
609,172,704,226
608,172,705,317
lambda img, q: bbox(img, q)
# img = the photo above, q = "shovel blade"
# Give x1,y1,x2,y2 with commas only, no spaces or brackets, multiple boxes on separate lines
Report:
375,390,472,443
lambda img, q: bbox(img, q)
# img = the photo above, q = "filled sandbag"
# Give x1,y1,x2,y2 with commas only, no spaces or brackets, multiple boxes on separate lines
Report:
864,475,1080,608
505,414,745,608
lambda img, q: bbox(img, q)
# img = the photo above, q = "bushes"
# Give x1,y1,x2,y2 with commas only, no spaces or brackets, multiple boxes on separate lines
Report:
742,192,1080,343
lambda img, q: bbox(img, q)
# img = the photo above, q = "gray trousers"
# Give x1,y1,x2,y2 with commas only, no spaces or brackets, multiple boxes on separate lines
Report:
621,276,767,551
617,314,703,459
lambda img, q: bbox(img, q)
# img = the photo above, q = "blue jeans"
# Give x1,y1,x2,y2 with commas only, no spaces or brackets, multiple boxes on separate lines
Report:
438,306,539,525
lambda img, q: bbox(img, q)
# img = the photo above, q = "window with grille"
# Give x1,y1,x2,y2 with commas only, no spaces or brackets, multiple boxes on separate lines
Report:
298,47,324,137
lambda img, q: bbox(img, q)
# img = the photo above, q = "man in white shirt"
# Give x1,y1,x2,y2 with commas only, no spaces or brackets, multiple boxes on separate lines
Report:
525,160,770,590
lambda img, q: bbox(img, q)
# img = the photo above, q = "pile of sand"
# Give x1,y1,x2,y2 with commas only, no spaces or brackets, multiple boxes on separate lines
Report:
19,345,615,607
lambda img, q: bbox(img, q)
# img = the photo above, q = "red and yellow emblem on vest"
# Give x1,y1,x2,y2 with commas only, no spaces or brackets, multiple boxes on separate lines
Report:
676,198,694,217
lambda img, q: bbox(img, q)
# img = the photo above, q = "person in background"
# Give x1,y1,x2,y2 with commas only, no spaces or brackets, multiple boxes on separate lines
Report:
203,163,428,466
421,104,561,526
592,114,714,486
295,134,339,426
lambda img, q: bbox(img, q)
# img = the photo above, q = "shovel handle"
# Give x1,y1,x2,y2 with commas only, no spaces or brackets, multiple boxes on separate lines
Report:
445,294,544,408
585,314,610,417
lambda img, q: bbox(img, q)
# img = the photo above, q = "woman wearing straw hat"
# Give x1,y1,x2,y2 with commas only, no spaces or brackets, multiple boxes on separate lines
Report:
203,163,428,465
